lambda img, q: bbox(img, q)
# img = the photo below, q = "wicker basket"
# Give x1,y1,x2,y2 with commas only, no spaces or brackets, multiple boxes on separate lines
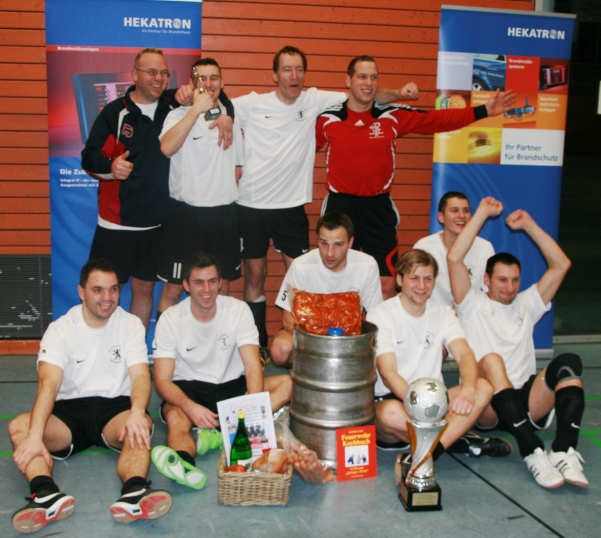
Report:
217,451,293,506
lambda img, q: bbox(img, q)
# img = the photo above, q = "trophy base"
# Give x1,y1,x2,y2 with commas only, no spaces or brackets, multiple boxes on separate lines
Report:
398,460,442,511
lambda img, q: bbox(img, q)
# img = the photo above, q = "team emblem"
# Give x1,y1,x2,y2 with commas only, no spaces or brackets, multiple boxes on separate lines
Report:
219,334,231,350
121,124,134,138
296,108,307,122
424,332,434,348
110,346,123,363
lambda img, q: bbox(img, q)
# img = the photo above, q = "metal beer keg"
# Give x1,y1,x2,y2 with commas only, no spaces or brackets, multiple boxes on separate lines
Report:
289,321,378,468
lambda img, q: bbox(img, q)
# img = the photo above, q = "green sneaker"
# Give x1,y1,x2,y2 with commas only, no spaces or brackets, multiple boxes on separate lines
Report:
151,446,207,490
197,428,223,456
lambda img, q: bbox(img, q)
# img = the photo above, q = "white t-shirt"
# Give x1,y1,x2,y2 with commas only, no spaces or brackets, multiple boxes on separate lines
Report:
153,295,259,384
414,232,494,307
232,88,347,209
275,248,383,313
38,306,148,401
367,296,466,397
455,284,550,389
160,104,239,207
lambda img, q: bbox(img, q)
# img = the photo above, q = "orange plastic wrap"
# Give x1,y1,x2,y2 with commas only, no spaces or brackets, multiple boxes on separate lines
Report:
293,290,362,336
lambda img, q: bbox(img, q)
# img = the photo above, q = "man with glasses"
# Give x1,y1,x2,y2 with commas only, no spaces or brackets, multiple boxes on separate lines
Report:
155,58,241,318
82,48,233,331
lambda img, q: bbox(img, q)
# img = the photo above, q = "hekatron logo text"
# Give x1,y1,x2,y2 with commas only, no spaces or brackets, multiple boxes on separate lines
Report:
508,27,565,39
124,17,192,29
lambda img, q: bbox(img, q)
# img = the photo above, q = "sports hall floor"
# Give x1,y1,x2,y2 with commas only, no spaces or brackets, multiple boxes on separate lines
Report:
1,346,599,538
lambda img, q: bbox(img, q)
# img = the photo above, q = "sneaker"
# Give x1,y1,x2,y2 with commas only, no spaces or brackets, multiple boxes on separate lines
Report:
448,432,513,458
376,438,411,452
197,428,223,456
524,447,565,489
151,446,207,490
260,346,271,368
548,447,589,488
12,491,75,533
110,484,172,523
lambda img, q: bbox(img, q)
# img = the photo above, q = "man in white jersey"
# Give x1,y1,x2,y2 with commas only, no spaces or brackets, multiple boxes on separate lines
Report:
366,249,511,459
150,253,292,487
156,58,241,319
414,191,494,307
232,45,417,355
8,259,172,534
448,197,587,489
269,212,383,366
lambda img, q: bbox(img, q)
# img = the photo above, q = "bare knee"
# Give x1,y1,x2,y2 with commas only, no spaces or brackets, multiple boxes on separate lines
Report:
479,353,512,391
270,331,293,366
164,406,193,434
380,276,396,300
161,282,183,305
376,401,407,434
131,278,155,299
8,414,30,446
474,378,494,409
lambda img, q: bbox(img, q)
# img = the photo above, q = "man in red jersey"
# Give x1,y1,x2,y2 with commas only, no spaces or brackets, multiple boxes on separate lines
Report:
316,55,515,299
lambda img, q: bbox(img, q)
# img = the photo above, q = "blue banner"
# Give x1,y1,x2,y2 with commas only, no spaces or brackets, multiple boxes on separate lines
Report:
46,0,202,348
432,7,575,350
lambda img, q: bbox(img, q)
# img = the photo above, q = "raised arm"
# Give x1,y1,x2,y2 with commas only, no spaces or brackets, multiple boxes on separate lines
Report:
485,89,517,117
13,362,63,473
161,87,217,157
154,357,218,429
376,352,409,400
447,197,503,304
374,83,419,104
505,209,571,304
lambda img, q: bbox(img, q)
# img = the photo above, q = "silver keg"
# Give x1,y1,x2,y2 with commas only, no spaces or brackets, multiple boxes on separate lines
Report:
289,321,378,468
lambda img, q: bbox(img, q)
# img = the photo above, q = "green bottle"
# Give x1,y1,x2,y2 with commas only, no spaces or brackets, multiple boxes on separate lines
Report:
230,411,252,468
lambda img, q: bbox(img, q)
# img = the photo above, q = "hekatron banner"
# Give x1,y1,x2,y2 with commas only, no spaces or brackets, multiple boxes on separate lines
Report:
46,0,202,345
431,6,575,350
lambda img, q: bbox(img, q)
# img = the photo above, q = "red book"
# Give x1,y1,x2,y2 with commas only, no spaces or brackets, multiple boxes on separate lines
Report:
335,425,377,482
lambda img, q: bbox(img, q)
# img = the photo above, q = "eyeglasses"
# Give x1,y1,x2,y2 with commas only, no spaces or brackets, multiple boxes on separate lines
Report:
134,68,171,78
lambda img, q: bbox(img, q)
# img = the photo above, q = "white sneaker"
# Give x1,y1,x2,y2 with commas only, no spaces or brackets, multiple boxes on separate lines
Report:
548,447,589,488
524,447,565,489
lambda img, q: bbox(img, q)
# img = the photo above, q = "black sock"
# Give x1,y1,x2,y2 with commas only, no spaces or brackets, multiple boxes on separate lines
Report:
177,450,196,466
30,475,60,497
491,388,543,458
121,476,147,495
246,300,268,347
552,386,585,453
433,443,445,461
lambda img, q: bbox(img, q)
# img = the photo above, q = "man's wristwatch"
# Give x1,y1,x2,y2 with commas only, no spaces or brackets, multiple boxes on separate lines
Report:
205,108,221,121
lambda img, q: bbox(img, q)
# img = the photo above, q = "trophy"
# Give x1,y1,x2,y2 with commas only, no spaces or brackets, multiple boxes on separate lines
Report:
397,377,449,511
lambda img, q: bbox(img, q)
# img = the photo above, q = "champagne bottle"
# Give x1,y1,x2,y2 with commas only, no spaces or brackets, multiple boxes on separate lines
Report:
230,411,252,468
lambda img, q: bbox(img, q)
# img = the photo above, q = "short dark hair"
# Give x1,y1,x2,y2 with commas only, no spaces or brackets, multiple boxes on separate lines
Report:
316,211,354,240
192,57,221,74
347,55,377,76
79,258,118,287
134,47,164,67
273,46,307,72
438,191,469,213
395,249,439,280
485,252,521,278
183,252,222,282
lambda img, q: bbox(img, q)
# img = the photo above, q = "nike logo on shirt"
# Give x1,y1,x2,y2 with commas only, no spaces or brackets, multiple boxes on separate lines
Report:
186,345,197,352
193,136,203,140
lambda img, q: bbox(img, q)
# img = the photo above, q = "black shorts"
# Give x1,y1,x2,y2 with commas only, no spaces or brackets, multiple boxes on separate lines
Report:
156,199,241,283
322,192,400,277
160,376,247,419
235,204,309,259
50,396,133,457
89,225,161,283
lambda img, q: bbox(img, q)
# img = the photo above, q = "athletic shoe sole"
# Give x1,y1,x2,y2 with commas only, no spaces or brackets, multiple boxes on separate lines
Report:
152,446,207,489
12,495,75,533
110,490,172,524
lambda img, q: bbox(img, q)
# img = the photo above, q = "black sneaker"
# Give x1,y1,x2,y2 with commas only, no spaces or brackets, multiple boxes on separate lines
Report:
448,432,513,458
110,484,172,524
376,438,411,452
12,491,75,533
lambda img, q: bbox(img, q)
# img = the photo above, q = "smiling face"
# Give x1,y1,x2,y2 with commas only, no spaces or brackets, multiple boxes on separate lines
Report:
484,262,521,305
191,63,223,105
438,196,472,237
397,264,435,312
317,226,354,272
131,52,170,104
346,61,379,111
183,265,222,320
273,53,306,104
78,270,119,328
